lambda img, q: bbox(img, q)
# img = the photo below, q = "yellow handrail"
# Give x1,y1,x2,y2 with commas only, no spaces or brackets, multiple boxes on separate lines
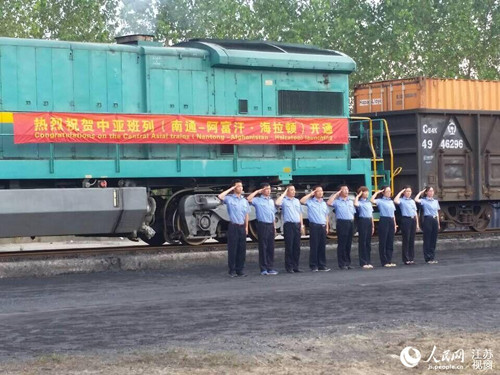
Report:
382,119,395,193
350,116,378,191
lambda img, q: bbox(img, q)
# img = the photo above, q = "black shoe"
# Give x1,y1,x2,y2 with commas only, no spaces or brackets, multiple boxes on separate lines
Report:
346,266,353,270
228,272,237,278
311,268,319,272
340,266,349,270
293,269,303,273
318,267,331,272
236,272,247,277
286,269,294,273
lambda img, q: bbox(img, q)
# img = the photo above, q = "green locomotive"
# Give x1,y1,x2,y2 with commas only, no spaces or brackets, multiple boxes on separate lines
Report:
0,35,392,244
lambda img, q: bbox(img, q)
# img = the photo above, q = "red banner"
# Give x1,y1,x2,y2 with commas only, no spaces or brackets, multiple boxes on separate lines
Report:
12,112,348,145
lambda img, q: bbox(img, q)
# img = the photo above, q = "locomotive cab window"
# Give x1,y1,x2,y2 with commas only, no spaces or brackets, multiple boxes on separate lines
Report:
278,90,343,116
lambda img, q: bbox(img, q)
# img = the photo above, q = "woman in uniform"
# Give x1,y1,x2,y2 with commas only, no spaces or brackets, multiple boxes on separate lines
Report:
394,186,420,265
415,186,440,264
354,186,374,269
370,186,397,267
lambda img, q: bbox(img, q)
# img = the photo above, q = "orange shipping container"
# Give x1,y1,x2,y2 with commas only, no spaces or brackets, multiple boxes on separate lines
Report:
353,77,500,114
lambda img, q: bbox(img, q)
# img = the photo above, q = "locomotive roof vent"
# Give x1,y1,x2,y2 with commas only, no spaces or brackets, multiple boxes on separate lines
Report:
115,34,162,47
185,39,341,56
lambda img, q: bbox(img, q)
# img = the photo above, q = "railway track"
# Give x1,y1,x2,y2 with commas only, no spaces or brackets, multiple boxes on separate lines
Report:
0,228,499,260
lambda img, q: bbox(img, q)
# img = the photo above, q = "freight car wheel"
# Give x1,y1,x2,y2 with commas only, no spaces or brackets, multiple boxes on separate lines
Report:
175,212,207,246
469,205,492,232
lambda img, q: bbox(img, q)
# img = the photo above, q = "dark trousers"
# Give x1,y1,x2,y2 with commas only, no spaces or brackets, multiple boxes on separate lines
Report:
423,216,439,261
257,221,275,271
284,222,301,271
227,223,246,273
336,219,353,268
378,217,394,266
309,222,327,269
357,217,372,266
400,216,416,262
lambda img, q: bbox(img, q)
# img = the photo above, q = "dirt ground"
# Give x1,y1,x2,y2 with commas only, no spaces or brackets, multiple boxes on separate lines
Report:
1,326,497,374
0,245,498,374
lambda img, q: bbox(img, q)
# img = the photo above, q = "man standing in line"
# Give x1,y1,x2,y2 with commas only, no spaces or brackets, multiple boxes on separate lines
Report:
218,180,250,277
327,185,356,270
247,183,279,276
300,186,331,272
276,185,304,273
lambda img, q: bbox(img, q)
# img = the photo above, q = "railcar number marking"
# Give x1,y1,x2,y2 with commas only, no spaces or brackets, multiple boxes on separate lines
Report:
421,139,433,149
440,139,464,149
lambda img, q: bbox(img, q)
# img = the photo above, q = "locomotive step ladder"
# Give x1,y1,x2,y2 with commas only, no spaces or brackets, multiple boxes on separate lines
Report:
350,117,402,193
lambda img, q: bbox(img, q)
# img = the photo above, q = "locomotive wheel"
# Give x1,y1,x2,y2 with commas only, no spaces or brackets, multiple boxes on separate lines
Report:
248,220,280,242
175,211,207,246
140,197,167,246
248,221,258,242
326,229,336,240
140,228,167,246
215,222,228,243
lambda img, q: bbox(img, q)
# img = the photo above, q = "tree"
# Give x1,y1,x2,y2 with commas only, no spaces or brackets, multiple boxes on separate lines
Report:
154,0,500,84
155,0,254,44
117,0,159,36
0,0,119,42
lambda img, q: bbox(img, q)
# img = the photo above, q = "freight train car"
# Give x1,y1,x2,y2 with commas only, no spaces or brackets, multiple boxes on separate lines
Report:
353,77,500,231
0,35,393,245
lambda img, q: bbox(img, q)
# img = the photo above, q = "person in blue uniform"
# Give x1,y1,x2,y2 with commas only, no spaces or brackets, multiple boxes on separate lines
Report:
327,185,355,270
354,186,374,269
276,185,304,273
247,183,278,276
415,186,441,264
218,180,250,277
394,186,420,265
301,186,330,272
370,186,397,267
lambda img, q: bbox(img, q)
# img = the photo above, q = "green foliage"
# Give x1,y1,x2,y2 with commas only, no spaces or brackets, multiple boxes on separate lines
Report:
0,0,498,84
0,0,118,42
155,0,500,84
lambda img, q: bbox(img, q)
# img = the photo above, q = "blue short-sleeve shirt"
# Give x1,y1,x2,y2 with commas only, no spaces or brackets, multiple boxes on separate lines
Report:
281,196,302,223
357,198,373,218
375,197,396,218
329,197,355,220
251,196,276,223
398,197,417,217
305,198,329,225
222,194,250,224
420,198,441,217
